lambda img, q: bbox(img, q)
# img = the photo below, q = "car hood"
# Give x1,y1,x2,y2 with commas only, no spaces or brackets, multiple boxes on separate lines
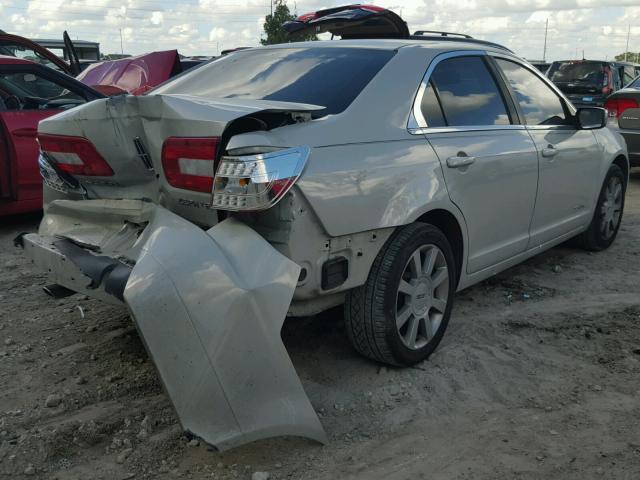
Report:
76,50,182,96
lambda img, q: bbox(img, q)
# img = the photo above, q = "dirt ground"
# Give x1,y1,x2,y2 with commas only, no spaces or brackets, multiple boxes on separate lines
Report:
1,170,640,480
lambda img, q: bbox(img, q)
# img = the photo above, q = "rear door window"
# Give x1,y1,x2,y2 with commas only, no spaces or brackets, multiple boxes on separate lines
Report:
496,59,568,126
153,47,394,118
428,56,511,126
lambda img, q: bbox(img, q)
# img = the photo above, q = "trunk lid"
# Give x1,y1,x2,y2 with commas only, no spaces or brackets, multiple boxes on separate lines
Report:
37,94,321,226
282,4,409,39
76,50,183,96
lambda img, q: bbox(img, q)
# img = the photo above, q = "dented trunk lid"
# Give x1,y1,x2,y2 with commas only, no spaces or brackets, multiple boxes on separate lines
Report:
38,94,321,226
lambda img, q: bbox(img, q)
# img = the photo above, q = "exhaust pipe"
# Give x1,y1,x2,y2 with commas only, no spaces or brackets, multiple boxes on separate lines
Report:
43,284,76,299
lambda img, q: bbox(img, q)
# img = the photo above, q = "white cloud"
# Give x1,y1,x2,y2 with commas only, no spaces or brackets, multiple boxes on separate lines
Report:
2,0,639,61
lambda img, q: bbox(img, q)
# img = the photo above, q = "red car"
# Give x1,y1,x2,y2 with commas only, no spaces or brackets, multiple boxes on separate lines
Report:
0,56,103,216
0,33,205,216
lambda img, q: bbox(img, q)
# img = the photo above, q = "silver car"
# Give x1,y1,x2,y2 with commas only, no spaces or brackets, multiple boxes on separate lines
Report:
21,16,629,450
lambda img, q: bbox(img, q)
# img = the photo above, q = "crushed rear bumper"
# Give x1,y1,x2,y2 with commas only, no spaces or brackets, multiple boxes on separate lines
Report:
22,199,327,450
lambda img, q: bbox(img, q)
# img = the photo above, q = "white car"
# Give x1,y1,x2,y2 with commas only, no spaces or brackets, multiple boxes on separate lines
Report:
20,6,629,451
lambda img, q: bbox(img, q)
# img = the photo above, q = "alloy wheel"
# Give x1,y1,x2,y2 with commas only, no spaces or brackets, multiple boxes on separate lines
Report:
395,244,449,350
600,175,623,240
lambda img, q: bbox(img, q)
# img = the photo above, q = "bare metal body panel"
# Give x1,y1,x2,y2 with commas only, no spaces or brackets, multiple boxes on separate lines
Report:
24,201,326,449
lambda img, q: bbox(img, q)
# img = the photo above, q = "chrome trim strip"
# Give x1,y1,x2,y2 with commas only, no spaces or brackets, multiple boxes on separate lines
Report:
410,125,527,135
525,125,576,131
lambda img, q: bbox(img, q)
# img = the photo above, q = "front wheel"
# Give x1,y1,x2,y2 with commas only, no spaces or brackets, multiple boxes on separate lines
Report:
344,223,457,366
577,164,626,251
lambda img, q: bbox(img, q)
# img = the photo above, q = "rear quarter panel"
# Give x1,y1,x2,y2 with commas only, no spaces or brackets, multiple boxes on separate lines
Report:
227,45,467,237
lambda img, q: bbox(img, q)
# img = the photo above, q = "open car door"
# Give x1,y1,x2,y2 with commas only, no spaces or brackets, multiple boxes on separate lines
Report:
283,4,409,39
63,30,82,76
0,33,71,75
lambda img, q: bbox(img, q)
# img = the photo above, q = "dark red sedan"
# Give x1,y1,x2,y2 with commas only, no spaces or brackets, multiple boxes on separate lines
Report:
0,56,103,216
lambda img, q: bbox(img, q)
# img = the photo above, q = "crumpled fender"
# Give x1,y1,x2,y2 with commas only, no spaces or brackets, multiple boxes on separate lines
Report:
124,207,327,450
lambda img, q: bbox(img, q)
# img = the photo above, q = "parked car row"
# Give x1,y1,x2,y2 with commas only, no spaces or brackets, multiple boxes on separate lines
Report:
546,59,640,108
16,4,629,451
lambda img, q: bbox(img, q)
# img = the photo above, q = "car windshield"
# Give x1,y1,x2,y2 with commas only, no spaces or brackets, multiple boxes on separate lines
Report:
0,43,65,72
548,61,605,85
152,47,395,117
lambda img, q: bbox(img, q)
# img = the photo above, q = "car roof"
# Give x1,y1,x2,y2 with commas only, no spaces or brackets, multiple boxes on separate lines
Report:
0,54,36,65
249,38,511,54
551,59,639,66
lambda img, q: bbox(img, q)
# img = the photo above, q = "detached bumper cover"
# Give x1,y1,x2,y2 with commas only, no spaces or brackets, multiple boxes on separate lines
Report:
23,200,327,450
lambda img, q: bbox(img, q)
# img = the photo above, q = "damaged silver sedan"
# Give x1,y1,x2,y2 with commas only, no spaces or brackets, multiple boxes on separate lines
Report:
21,35,629,450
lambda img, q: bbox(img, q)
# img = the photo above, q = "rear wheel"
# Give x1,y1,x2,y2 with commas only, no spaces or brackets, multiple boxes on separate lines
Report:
344,223,456,366
577,164,625,251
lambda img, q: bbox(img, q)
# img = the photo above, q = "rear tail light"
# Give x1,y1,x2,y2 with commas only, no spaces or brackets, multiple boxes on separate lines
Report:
37,134,114,177
605,98,639,119
212,146,309,211
161,137,219,193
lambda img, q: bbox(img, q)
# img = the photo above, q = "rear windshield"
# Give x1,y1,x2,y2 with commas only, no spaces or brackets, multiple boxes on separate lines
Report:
548,61,605,85
152,47,394,117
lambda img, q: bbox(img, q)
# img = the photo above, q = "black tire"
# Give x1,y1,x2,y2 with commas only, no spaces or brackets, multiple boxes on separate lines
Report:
577,164,626,251
344,223,457,366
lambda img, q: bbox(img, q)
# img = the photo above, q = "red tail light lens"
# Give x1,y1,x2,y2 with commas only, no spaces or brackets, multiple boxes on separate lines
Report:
161,137,219,193
605,98,639,118
37,134,114,177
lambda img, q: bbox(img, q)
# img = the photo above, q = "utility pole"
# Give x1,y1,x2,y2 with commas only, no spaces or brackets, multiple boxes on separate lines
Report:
625,24,630,62
270,0,273,16
119,28,124,54
543,18,548,62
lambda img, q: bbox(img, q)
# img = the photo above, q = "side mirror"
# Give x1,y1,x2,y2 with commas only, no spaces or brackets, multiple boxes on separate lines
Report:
577,107,607,129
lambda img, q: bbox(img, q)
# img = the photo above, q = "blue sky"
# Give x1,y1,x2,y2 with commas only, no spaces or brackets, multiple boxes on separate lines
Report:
2,0,639,61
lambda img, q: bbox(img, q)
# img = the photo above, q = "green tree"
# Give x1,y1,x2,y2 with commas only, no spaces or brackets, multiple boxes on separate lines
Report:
261,0,317,45
614,52,640,63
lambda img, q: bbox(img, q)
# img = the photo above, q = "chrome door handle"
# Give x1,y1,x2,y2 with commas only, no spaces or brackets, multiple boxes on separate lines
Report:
446,154,476,168
541,145,557,158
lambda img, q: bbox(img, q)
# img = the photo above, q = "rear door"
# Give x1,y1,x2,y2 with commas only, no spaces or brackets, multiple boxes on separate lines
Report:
417,53,539,274
493,57,602,246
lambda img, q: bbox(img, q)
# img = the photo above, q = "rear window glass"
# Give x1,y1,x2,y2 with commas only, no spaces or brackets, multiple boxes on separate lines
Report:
548,62,605,85
152,47,394,117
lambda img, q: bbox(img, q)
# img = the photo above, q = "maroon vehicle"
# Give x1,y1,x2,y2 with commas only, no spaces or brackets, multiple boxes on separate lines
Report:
0,33,206,215
76,50,186,96
0,56,103,216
